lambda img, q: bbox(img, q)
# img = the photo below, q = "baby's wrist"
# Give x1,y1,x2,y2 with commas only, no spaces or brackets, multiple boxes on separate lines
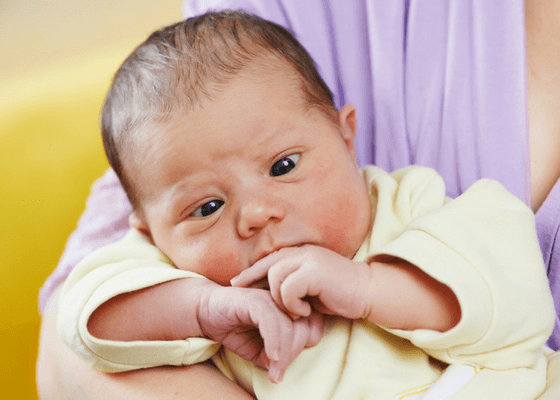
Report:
194,280,226,339
163,277,220,340
355,261,377,320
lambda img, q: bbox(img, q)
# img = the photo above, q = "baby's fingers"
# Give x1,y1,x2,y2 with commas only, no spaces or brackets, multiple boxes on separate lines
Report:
231,247,298,287
231,258,274,287
278,269,315,317
256,303,305,381
306,312,324,348
267,315,312,383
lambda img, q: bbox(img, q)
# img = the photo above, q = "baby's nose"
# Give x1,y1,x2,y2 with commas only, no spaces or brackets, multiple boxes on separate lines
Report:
237,198,286,238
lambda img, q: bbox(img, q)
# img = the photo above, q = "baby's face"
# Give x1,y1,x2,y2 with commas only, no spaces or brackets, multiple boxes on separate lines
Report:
130,67,372,285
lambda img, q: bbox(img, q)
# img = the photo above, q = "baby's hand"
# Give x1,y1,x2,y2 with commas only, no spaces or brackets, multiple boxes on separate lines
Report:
196,285,323,383
231,245,374,320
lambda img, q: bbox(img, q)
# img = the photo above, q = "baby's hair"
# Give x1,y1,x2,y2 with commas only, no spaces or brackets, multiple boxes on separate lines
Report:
102,10,335,210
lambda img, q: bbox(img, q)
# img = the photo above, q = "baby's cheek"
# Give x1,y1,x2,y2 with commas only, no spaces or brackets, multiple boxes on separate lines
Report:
316,185,370,258
199,249,245,286
169,231,245,286
177,243,242,286
318,204,357,256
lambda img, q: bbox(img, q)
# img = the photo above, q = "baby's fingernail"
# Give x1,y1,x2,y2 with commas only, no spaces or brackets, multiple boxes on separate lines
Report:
270,348,279,361
230,277,239,285
269,367,284,383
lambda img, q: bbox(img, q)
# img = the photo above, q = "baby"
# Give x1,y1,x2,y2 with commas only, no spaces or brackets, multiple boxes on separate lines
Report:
58,11,555,400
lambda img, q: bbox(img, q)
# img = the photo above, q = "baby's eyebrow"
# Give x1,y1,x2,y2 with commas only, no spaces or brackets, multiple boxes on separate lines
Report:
166,167,228,204
164,177,205,211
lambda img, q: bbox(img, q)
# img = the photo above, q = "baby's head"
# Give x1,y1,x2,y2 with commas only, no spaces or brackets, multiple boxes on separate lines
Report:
102,11,371,285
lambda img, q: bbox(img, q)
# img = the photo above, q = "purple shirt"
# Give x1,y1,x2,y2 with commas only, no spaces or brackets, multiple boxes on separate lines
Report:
41,0,560,349
537,179,560,349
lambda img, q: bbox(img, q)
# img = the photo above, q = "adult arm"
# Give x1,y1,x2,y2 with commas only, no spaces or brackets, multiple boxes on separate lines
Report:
37,284,254,400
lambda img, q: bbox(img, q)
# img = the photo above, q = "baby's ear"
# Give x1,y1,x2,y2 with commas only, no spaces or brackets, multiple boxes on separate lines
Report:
338,104,358,163
129,211,152,238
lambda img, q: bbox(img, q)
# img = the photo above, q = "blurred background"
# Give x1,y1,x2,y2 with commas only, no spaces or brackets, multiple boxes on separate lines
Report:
0,1,184,397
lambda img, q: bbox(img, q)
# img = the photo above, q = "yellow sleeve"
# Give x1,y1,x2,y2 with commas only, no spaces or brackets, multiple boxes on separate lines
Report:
359,165,555,370
57,229,220,372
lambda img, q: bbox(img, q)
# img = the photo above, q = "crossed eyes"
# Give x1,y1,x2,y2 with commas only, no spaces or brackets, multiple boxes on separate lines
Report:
190,154,300,218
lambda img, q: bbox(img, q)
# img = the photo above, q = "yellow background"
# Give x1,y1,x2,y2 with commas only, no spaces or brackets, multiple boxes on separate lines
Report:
0,1,184,397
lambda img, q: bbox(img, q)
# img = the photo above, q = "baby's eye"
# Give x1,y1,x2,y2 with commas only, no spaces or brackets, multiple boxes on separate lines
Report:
190,200,224,218
270,154,300,177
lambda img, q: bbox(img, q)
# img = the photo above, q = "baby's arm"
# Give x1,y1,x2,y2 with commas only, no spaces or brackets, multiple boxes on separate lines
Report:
87,275,322,382
41,284,255,400
234,166,556,371
58,229,322,383
231,246,460,332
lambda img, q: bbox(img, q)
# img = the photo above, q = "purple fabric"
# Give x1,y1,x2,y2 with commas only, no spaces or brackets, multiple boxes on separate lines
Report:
183,0,530,200
536,178,560,350
40,0,560,349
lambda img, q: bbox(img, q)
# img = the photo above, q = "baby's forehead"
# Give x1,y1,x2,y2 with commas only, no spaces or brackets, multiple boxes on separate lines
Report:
148,64,306,126
127,60,327,164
